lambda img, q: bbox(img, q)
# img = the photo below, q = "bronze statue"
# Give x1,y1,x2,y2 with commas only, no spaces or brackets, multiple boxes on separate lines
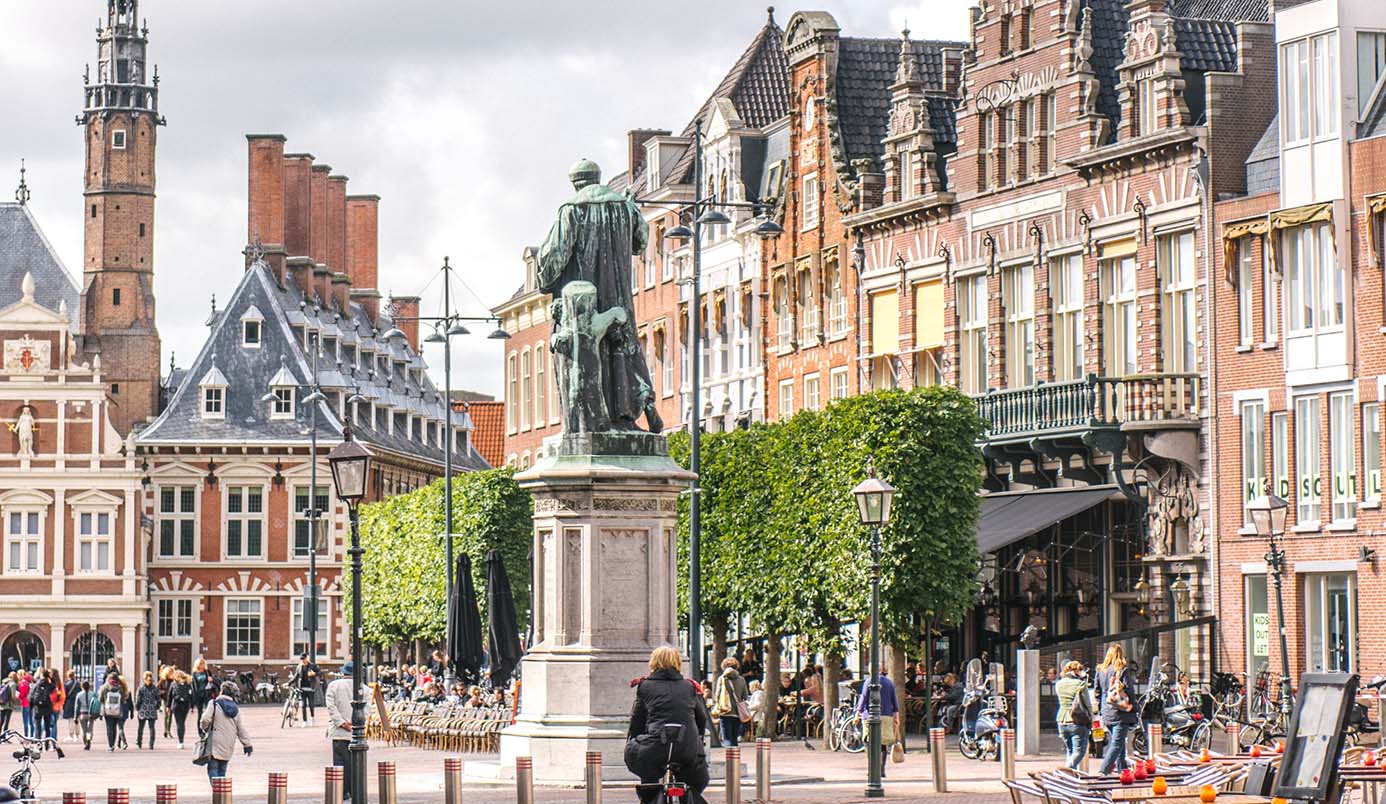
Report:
538,159,662,436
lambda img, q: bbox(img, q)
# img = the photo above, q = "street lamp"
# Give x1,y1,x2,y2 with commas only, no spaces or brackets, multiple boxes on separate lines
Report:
328,428,373,804
1248,491,1293,719
382,257,510,687
660,121,784,683
852,460,895,799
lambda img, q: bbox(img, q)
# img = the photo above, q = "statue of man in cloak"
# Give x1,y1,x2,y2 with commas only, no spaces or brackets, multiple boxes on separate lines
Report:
538,159,663,434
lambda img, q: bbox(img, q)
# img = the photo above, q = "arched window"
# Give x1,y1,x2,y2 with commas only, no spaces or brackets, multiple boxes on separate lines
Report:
70,631,116,682
1,630,45,674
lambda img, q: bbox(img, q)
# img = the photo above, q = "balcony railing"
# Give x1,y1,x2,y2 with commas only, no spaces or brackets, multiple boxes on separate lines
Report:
976,373,1201,440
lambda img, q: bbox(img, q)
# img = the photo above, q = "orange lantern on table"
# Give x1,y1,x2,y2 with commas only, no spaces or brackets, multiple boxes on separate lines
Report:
1249,744,1262,758
1199,785,1217,803
1199,748,1211,763
1276,741,1285,754
1152,777,1169,796
1366,751,1378,767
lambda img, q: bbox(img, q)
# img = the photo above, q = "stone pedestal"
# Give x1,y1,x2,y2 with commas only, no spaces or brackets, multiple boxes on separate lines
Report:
1016,649,1040,756
498,437,694,785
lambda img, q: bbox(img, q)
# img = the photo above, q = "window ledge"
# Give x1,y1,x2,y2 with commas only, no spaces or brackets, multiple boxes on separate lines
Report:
826,332,851,344
1238,527,1261,537
1362,499,1381,510
1327,520,1357,532
1235,344,1253,353
774,346,796,357
1260,341,1279,351
1291,523,1322,534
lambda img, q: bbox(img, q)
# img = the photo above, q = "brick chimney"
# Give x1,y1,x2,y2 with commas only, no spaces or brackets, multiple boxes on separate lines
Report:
346,194,381,322
391,295,421,352
313,263,331,307
246,135,287,284
283,153,314,259
628,129,670,184
331,272,351,315
309,164,331,268
327,175,348,274
287,256,314,297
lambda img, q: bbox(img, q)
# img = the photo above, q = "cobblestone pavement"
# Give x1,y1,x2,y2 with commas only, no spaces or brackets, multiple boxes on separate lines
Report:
21,706,1044,802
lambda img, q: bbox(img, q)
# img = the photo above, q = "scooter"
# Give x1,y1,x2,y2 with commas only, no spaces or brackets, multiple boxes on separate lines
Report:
1133,668,1212,755
1346,676,1385,746
957,658,1008,761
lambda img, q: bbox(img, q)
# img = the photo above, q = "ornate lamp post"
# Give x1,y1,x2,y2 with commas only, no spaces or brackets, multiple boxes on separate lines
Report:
1248,492,1292,718
328,429,373,804
382,257,509,686
852,461,895,799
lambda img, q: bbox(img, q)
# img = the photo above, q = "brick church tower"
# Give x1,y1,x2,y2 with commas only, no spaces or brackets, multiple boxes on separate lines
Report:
78,0,163,435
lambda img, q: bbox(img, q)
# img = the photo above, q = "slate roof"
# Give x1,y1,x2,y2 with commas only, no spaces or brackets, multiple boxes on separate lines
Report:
1175,18,1240,73
0,203,80,328
834,37,964,172
139,259,490,471
1168,0,1269,22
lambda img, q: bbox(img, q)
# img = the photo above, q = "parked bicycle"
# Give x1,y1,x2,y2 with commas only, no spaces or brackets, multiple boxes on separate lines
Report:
824,693,864,753
2,729,63,802
280,686,303,729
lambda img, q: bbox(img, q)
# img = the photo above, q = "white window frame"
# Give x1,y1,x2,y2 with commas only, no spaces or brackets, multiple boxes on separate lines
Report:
112,129,127,150
292,484,329,559
224,598,263,660
534,343,547,428
519,348,531,431
1295,395,1322,526
1272,411,1290,501
1283,222,1343,335
1136,77,1158,136
157,599,194,639
1052,253,1084,381
1303,572,1355,673
798,271,819,343
959,274,988,394
1160,231,1197,373
201,385,225,420
1365,402,1382,506
1240,400,1266,527
1358,31,1386,119
223,485,266,560
292,596,329,659
506,352,518,433
1101,253,1138,376
1330,391,1357,524
270,387,294,420
778,379,794,420
801,173,819,231
1282,32,1339,144
804,373,821,411
775,278,793,351
4,508,43,575
899,149,915,201
830,367,849,401
1003,263,1035,388
1238,240,1255,346
157,484,198,559
75,509,114,575
827,268,848,336
242,320,262,348
1262,237,1279,343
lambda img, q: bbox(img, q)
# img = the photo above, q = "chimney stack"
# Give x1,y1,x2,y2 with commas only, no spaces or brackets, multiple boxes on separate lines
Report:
313,264,331,307
346,194,381,322
627,129,670,184
331,272,351,315
282,153,314,265
391,295,421,353
309,164,331,268
327,175,348,275
246,135,287,284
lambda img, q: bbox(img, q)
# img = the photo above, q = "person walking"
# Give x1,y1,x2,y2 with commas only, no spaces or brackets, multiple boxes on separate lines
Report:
17,671,32,737
710,657,750,747
325,661,357,801
159,665,174,739
291,654,320,727
0,672,18,735
62,670,79,743
74,680,99,750
135,671,160,749
98,672,125,752
30,669,54,740
1055,661,1093,770
198,681,252,781
1094,645,1138,774
170,671,194,749
855,667,902,779
116,674,132,749
191,658,213,727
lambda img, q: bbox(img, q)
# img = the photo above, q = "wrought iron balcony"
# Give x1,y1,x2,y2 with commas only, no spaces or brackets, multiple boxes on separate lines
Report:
976,373,1201,443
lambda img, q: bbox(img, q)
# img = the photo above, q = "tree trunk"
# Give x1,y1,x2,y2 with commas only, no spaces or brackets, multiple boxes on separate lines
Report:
764,632,782,738
710,611,730,676
822,650,842,750
888,644,909,746
413,637,428,665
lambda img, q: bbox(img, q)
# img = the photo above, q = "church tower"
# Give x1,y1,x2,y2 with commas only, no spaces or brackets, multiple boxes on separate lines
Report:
79,0,164,434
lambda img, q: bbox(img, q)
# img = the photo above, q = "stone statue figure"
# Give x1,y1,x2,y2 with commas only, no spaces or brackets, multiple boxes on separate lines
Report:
13,406,35,458
538,159,663,436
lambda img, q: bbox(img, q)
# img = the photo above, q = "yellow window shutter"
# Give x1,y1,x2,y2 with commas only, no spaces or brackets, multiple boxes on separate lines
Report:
871,289,900,355
914,280,944,349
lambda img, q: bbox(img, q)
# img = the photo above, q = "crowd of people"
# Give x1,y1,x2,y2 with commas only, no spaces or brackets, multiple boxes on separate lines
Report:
375,650,512,709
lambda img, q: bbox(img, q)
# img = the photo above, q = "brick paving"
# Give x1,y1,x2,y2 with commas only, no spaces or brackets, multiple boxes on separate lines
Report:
22,706,1045,802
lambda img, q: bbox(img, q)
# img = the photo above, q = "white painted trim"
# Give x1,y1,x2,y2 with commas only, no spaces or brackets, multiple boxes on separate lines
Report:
223,596,265,662
1240,562,1267,574
1293,559,1357,573
1232,389,1271,408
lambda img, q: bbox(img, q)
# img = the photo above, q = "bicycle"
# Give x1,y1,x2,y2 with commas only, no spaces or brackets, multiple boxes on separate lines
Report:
1,729,63,802
824,699,865,753
280,686,302,729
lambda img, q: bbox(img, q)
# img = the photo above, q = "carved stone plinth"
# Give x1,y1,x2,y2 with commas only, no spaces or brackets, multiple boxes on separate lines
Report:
496,445,694,785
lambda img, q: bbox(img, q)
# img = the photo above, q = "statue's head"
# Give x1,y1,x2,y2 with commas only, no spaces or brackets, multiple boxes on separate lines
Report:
568,158,601,189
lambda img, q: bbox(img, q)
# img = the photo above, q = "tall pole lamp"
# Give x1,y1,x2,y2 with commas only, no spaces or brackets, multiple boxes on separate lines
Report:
662,119,784,682
1248,491,1292,718
327,428,373,804
852,461,895,799
381,257,511,686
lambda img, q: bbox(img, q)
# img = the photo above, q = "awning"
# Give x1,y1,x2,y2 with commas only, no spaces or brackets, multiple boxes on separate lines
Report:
976,486,1117,554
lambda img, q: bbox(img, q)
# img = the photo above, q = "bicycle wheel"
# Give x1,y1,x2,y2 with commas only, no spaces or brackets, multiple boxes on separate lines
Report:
1132,727,1149,759
1238,722,1265,750
958,734,981,760
839,718,866,753
825,716,842,751
281,694,296,728
1190,723,1212,752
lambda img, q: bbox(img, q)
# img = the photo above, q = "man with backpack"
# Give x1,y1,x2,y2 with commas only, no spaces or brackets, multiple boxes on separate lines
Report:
74,681,100,750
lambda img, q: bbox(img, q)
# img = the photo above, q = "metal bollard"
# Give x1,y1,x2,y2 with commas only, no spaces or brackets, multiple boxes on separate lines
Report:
1001,728,1016,780
585,751,603,804
211,777,232,804
444,757,464,804
515,756,535,804
725,747,741,804
930,727,948,793
1226,722,1240,756
754,738,771,804
377,761,397,804
265,772,287,804
107,789,129,804
1147,723,1163,758
323,766,344,804
64,794,86,804
156,785,178,804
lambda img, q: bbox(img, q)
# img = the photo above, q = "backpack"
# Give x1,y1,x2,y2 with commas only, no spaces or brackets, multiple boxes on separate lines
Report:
102,688,123,718
1069,682,1093,726
85,691,102,717
0,683,10,706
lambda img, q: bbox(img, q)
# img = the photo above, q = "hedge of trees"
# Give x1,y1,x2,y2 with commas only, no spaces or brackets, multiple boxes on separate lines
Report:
670,385,985,738
353,468,532,656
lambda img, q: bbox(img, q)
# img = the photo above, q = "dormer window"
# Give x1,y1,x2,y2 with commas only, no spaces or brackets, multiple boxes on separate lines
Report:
199,363,228,420
241,306,265,349
267,357,296,420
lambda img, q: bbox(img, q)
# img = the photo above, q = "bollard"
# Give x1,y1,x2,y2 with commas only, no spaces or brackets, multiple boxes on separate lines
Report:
377,761,397,804
64,794,86,804
1147,722,1163,758
444,757,464,804
1001,728,1016,780
1226,722,1240,756
267,772,288,804
107,789,129,804
755,738,772,804
725,747,741,804
156,785,178,804
930,727,948,793
1377,692,1385,748
515,756,535,804
585,752,603,804
323,766,344,804
211,777,232,804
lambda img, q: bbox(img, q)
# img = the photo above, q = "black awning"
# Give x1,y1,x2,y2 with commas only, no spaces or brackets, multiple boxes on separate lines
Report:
976,486,1117,554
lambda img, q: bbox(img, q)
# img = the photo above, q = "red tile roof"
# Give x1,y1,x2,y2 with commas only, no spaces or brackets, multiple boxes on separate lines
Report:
462,400,505,469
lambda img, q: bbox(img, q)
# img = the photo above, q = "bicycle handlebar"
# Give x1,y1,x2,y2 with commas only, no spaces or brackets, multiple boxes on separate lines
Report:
0,730,64,758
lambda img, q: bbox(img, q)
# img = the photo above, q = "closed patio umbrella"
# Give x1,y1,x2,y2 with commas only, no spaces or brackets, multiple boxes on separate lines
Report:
448,552,485,684
486,549,523,688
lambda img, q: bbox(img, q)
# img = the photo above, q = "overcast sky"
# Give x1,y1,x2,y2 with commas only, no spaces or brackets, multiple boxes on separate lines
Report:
0,1,971,397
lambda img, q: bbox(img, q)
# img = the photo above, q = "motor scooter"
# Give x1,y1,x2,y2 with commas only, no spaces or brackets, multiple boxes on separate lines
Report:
957,658,1008,761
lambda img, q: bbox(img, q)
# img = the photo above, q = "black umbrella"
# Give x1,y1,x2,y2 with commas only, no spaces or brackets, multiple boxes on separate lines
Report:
448,552,485,685
486,549,523,688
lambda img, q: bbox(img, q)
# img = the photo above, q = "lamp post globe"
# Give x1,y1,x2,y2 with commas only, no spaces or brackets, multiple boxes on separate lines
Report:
1248,491,1293,718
